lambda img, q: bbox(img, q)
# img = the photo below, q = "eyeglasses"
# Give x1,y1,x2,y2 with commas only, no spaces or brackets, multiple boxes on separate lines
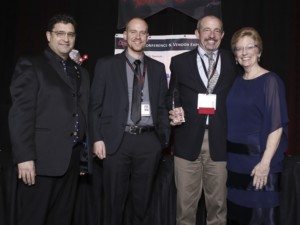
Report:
234,44,258,53
51,31,76,39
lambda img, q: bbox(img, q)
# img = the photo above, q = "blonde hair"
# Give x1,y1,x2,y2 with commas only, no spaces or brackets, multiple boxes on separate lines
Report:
231,27,263,53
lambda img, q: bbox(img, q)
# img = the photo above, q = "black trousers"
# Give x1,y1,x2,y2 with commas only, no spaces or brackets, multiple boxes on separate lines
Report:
0,163,17,225
16,145,81,225
103,131,162,225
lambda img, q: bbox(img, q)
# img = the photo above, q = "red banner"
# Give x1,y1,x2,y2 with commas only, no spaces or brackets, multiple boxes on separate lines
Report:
117,0,221,29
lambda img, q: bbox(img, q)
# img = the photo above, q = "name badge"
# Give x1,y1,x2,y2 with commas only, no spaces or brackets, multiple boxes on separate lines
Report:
197,94,217,115
141,102,151,116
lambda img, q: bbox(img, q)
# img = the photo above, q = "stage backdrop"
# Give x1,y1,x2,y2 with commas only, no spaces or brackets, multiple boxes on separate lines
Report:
117,0,221,29
114,34,198,83
0,0,299,159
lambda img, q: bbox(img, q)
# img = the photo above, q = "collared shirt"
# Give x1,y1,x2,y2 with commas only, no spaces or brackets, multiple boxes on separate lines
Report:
196,46,221,88
196,46,221,125
125,50,153,126
45,47,86,143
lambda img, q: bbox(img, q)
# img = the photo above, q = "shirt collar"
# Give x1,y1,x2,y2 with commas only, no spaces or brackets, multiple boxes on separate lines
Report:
45,47,68,62
197,45,219,59
125,49,144,64
45,47,78,71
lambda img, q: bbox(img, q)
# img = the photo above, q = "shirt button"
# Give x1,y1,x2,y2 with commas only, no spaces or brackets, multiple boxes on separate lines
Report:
70,131,78,136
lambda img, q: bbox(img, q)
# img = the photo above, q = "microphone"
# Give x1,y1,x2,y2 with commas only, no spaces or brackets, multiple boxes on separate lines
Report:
69,49,89,65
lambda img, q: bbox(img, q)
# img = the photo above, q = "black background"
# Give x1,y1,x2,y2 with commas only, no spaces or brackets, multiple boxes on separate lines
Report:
1,0,299,162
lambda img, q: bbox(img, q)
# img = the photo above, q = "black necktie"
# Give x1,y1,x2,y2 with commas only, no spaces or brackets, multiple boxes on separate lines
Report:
131,59,142,124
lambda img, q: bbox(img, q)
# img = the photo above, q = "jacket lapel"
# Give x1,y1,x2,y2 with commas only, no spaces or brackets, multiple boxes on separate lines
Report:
188,49,207,91
212,50,226,93
43,50,74,90
117,52,129,92
145,56,154,113
115,52,130,109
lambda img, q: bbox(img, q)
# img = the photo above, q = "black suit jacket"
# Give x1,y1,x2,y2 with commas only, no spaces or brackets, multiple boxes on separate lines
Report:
90,51,170,154
8,49,90,176
167,48,237,161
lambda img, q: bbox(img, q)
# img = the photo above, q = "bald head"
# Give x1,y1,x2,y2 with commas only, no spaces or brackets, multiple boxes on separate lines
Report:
123,17,149,58
126,18,148,33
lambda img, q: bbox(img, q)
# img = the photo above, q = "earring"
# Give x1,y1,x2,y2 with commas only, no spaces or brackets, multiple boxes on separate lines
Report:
258,56,261,62
235,60,238,64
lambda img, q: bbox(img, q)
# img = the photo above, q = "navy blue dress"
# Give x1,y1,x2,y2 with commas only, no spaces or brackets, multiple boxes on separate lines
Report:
226,72,288,224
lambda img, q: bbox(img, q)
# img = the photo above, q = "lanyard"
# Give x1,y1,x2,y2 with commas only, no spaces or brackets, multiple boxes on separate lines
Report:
198,51,220,81
125,57,147,89
197,51,220,93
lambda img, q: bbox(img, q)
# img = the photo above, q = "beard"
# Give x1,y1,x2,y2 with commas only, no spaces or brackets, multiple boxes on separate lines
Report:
128,44,144,53
127,38,146,52
202,38,220,51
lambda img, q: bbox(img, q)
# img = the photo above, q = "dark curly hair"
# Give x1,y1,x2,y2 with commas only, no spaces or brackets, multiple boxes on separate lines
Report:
46,14,77,32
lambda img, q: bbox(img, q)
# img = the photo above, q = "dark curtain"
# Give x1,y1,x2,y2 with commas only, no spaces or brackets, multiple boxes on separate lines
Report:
280,156,300,225
0,0,298,154
286,0,300,156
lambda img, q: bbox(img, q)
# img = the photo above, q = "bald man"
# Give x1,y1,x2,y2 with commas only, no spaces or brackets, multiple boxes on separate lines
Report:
90,18,170,225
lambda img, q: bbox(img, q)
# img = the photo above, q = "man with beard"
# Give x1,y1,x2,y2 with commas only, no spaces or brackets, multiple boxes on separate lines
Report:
90,18,169,225
167,15,237,225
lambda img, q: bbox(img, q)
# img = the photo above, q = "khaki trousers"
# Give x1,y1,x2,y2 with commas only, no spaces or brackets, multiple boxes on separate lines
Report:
174,130,227,225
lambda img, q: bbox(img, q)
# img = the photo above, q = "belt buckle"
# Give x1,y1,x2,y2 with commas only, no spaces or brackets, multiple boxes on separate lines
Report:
128,125,139,135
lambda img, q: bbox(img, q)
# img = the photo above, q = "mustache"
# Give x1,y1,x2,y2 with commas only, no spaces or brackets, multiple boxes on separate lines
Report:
205,38,217,42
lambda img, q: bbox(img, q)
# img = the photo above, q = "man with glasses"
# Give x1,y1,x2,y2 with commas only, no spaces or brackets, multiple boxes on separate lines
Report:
90,17,169,225
167,15,237,225
9,14,89,225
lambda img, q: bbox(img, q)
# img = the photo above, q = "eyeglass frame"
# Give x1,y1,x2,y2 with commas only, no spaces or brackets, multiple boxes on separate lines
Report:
51,30,76,39
234,44,258,53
